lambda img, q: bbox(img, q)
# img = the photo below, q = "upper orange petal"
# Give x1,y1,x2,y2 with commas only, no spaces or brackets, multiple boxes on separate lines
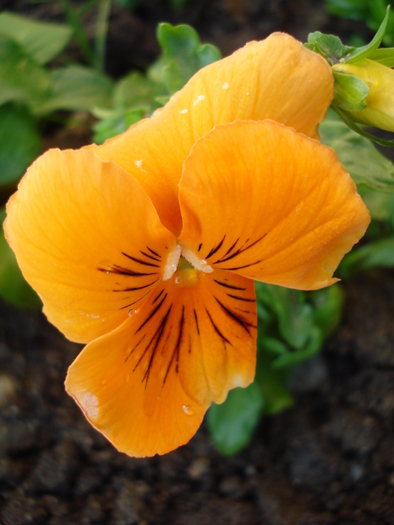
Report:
65,267,256,457
178,120,370,290
4,148,175,343
89,33,334,234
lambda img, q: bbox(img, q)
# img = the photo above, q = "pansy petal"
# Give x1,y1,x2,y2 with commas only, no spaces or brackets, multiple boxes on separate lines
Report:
179,120,370,290
89,33,333,234
4,148,176,343
65,268,256,457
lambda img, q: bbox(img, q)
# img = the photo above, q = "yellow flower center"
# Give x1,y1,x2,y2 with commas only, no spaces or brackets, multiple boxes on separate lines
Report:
163,244,213,283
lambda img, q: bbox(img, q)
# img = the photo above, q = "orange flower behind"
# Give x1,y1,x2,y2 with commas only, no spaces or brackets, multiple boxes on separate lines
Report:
4,33,370,457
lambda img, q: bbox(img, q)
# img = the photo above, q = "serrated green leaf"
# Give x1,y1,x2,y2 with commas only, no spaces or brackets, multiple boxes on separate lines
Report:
0,35,52,106
207,382,264,455
305,31,353,63
340,234,394,275
0,105,42,186
333,71,369,111
320,110,394,190
0,12,72,65
32,65,114,116
0,209,41,308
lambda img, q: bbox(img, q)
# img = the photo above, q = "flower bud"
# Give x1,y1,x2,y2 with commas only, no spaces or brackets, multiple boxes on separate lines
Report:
333,59,394,132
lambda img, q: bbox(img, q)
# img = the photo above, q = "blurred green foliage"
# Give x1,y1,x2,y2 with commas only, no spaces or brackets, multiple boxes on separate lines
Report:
93,23,221,143
325,0,394,45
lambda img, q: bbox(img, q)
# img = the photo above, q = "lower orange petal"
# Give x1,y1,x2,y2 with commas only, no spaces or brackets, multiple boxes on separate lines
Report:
65,268,256,457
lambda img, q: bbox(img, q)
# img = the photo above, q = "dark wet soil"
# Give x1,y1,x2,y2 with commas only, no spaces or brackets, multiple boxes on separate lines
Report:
1,1,393,524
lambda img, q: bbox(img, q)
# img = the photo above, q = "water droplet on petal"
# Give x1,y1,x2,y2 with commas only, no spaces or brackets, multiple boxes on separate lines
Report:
128,309,136,317
182,405,193,416
106,271,110,275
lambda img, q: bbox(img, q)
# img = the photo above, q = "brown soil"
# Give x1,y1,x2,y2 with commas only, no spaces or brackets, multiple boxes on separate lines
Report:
1,1,393,524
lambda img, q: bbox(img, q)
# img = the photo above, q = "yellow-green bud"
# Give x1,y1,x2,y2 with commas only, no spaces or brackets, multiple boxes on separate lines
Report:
333,59,394,132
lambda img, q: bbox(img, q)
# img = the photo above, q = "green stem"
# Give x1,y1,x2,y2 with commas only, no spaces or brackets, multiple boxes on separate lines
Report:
94,0,112,73
61,0,95,67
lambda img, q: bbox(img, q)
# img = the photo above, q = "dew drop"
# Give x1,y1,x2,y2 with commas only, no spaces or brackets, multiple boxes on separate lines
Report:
128,309,136,317
106,271,110,275
182,405,193,416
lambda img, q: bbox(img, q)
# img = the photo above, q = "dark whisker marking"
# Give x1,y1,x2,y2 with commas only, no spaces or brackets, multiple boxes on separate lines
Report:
189,335,192,354
163,306,185,384
135,294,167,334
99,265,157,277
119,291,150,309
222,238,239,258
140,250,161,262
205,308,231,345
198,243,203,252
214,279,246,291
152,289,165,305
146,247,161,258
122,252,160,268
222,260,264,271
125,334,146,362
112,280,159,292
215,297,256,335
193,309,200,335
234,308,254,314
136,305,172,384
214,234,267,264
226,293,256,302
206,235,226,259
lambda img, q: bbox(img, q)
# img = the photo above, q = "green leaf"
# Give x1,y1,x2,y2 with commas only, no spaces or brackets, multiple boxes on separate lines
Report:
32,65,114,116
0,104,42,186
369,47,394,66
255,338,294,415
0,35,52,106
0,209,41,308
305,31,353,64
320,110,394,190
0,12,72,65
333,71,369,111
340,235,394,275
255,283,313,350
207,382,264,455
113,71,165,110
346,4,390,63
152,23,221,94
270,327,323,370
358,185,394,225
308,284,344,339
92,107,146,143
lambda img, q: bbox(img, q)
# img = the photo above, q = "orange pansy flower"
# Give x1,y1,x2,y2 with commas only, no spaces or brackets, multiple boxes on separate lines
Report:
4,33,370,457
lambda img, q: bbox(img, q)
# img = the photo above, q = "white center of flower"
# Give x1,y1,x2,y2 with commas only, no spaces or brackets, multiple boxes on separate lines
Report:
162,244,213,281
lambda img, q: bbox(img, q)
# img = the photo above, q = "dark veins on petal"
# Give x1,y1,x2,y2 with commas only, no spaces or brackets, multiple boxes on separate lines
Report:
202,234,267,269
97,247,162,311
123,279,255,390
